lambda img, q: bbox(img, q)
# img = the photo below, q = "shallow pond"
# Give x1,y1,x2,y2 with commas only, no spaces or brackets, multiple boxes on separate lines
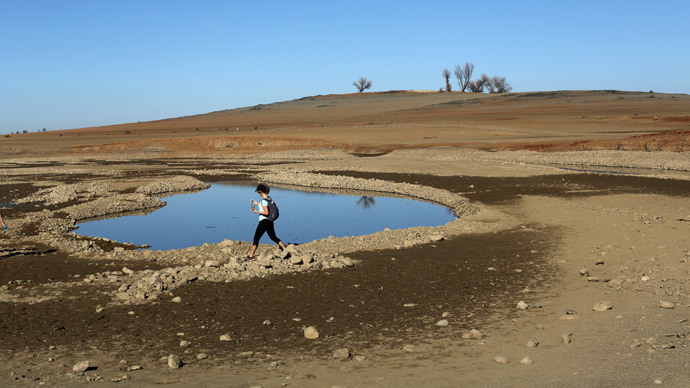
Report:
74,182,455,250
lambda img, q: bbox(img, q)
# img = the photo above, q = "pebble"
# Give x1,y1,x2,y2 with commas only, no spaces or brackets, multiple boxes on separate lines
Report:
494,356,509,364
196,353,208,360
171,296,182,303
354,355,366,362
526,340,539,348
595,258,605,265
332,348,350,360
579,267,589,276
562,333,572,344
469,329,482,339
72,360,90,373
304,326,319,339
659,301,675,309
219,334,232,341
403,303,417,308
520,356,534,366
179,340,191,348
593,301,613,311
435,319,449,327
168,354,182,369
516,301,529,310
403,345,416,352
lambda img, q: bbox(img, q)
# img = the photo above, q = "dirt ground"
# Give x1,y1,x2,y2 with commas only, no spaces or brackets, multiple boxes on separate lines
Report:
1,90,689,387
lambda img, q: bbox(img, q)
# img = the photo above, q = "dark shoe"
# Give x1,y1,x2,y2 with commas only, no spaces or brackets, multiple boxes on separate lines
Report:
245,256,256,262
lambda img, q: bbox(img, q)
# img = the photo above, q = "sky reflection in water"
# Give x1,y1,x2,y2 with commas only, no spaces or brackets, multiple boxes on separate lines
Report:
75,182,455,250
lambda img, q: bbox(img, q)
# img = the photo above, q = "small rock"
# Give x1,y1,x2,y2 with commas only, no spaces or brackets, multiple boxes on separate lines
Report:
167,354,182,369
263,319,272,325
660,301,676,309
72,360,90,373
130,365,142,371
122,267,134,275
430,234,444,242
340,257,355,267
304,326,319,339
562,333,572,344
435,319,449,327
593,301,613,312
204,260,220,268
403,303,417,308
494,356,509,364
332,348,350,360
196,353,208,360
526,340,539,348
516,301,529,310
520,356,534,366
179,340,191,348
468,329,482,339
565,309,578,315
171,296,182,303
354,355,366,362
403,344,416,352
595,258,604,265
289,256,303,265
219,334,232,341
579,267,589,276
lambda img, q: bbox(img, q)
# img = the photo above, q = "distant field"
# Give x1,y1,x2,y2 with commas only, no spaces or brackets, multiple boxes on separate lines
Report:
2,90,689,156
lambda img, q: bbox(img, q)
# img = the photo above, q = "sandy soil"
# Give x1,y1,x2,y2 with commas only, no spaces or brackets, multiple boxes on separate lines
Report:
1,90,689,387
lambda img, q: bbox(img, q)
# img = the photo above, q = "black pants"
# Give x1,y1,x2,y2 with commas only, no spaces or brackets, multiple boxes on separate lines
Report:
253,219,282,246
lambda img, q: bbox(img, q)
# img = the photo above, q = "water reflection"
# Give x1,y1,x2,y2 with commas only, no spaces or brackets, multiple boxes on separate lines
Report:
356,196,376,209
74,182,455,250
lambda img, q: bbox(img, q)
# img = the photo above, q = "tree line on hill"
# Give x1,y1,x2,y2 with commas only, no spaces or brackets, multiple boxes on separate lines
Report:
353,62,511,94
443,62,511,93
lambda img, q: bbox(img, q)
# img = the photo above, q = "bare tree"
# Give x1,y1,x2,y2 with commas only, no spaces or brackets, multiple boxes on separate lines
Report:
467,80,483,93
353,77,372,92
481,73,495,93
454,62,474,92
442,69,451,92
491,76,512,93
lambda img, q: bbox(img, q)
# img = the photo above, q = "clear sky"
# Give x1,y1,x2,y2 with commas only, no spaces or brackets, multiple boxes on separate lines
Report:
1,0,689,134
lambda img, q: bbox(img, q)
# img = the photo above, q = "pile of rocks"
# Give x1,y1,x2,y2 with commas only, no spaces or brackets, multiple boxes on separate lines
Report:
135,176,210,196
14,182,114,205
110,242,356,305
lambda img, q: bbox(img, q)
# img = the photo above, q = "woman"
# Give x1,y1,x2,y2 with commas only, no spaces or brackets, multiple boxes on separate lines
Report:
247,183,285,261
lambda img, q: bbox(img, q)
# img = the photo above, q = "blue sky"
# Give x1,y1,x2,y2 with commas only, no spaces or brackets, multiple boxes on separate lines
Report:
1,0,689,133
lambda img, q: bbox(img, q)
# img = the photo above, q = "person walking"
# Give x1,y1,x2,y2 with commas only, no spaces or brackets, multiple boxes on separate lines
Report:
247,183,285,261
0,213,6,233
